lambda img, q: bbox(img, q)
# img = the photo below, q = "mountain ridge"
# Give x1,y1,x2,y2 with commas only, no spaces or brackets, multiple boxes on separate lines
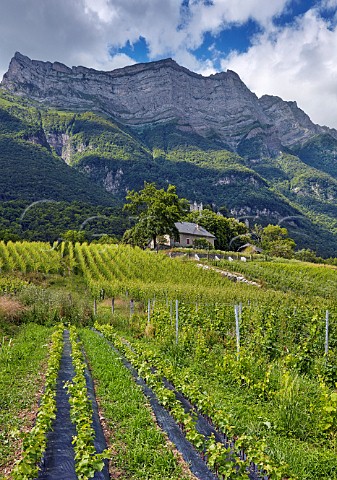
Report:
3,52,337,159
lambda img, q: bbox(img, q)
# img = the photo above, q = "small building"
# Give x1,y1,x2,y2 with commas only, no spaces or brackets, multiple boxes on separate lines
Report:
171,222,215,247
190,201,203,212
237,243,263,254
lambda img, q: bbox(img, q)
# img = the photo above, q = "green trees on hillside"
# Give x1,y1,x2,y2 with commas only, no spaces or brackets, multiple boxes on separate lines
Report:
258,224,296,258
62,230,87,243
0,201,128,243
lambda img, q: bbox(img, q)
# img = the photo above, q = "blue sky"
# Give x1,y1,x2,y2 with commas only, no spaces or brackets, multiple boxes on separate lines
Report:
1,0,337,127
115,1,321,69
115,20,263,70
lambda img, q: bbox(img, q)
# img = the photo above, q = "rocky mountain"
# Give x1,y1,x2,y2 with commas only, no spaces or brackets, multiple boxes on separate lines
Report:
1,52,337,255
3,51,337,158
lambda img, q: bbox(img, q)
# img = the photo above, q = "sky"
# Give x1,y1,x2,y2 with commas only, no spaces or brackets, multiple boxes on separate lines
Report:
1,0,337,128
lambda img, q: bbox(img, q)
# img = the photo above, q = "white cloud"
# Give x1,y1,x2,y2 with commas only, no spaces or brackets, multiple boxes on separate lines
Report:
321,0,337,10
221,7,337,128
105,53,136,70
0,0,290,79
0,0,116,74
186,0,290,42
0,0,185,77
83,0,117,23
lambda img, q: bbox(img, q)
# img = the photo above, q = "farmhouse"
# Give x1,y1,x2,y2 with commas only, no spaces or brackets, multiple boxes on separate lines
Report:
150,222,215,249
171,222,215,247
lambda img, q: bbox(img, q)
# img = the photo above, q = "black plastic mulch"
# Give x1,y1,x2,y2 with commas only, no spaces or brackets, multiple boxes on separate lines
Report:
38,330,110,480
94,329,217,480
38,329,77,480
163,378,266,480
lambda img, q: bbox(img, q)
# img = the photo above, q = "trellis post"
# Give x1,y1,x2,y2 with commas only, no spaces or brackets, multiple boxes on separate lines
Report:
175,299,179,345
325,310,329,357
235,304,240,360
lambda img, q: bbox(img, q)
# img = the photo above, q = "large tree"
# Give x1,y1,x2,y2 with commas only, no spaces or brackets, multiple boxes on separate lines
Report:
259,224,296,258
186,209,248,251
123,183,189,248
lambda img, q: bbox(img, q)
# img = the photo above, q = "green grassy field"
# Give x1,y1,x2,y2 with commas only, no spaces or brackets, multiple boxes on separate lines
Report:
0,325,51,479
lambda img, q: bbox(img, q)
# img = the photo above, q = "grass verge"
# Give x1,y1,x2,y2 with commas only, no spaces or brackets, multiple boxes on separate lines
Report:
0,323,51,479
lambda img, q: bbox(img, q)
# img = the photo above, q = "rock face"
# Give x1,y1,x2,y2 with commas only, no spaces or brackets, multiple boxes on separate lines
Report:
2,51,337,156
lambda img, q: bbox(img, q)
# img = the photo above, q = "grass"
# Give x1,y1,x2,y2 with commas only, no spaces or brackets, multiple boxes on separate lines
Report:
0,296,26,337
0,324,51,479
200,370,337,479
80,328,194,480
211,257,337,300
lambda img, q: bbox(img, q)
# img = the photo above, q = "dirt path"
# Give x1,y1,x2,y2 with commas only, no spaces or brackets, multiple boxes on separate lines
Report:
196,263,261,287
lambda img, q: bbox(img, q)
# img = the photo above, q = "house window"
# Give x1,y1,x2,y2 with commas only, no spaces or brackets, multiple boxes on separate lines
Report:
186,238,190,245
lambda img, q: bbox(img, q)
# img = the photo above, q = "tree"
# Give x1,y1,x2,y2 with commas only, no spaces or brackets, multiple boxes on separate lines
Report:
260,224,296,258
186,209,248,251
122,224,150,249
294,248,321,263
0,229,21,242
63,230,87,243
193,238,213,249
123,183,189,248
92,234,119,245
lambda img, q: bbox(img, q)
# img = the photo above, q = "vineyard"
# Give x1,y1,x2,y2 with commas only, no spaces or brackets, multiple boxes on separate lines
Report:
0,240,337,479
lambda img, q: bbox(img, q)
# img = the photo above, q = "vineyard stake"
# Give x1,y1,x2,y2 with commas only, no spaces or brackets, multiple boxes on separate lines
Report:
175,299,179,345
235,304,240,360
325,310,329,357
111,297,115,314
148,299,151,324
130,299,134,318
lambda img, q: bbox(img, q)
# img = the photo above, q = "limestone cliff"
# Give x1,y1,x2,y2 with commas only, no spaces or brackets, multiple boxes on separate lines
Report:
3,52,335,157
